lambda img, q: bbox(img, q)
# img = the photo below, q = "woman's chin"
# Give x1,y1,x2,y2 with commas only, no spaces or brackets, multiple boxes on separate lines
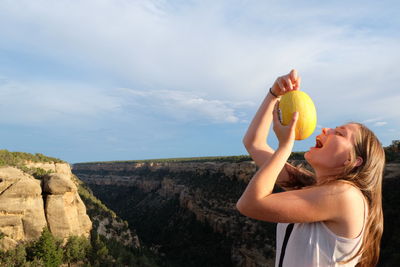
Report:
304,151,314,165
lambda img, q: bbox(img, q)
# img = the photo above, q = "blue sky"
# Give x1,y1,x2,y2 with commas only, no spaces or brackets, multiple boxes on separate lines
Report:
0,0,399,163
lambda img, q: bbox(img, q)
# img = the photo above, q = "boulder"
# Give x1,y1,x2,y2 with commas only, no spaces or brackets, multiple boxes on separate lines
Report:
0,167,47,250
43,173,91,239
0,165,92,250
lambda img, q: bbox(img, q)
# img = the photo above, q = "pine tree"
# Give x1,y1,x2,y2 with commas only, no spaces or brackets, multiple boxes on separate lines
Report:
89,230,110,266
64,235,89,266
30,227,63,267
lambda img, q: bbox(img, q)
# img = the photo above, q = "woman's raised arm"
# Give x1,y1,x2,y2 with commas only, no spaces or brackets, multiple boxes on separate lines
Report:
243,69,301,189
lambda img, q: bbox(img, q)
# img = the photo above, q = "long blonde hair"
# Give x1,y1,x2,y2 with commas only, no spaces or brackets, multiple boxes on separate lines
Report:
284,122,385,266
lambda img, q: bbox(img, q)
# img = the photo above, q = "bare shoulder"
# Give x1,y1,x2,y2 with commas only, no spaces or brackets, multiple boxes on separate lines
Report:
323,181,368,238
330,181,365,202
320,181,365,210
317,180,361,197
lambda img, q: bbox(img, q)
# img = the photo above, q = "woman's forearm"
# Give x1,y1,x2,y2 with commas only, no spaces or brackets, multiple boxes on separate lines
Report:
243,92,279,149
237,146,291,205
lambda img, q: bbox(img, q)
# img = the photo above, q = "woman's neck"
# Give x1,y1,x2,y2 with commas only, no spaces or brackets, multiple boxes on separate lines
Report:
314,166,344,184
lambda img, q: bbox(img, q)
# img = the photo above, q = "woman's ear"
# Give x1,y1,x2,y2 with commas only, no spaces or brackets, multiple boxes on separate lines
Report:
344,156,363,167
355,156,363,167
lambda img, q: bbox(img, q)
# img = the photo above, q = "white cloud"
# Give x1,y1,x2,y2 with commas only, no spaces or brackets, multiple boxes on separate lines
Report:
0,76,253,128
119,88,252,124
362,118,384,124
373,121,388,127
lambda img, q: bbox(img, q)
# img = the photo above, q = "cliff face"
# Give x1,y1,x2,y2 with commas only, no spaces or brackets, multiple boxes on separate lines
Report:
73,161,276,267
0,162,92,250
74,161,256,183
73,159,400,267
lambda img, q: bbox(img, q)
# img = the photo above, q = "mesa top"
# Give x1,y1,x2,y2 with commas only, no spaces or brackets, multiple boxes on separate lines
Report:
275,197,367,267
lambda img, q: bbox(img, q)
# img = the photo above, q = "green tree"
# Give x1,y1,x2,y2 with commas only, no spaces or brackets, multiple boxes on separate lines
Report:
29,227,63,267
24,257,45,267
0,244,27,266
88,230,109,266
64,235,90,266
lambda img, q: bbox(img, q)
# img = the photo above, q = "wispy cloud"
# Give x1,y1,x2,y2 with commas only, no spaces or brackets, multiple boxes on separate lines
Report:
374,121,388,127
362,118,384,124
118,88,254,124
0,75,253,128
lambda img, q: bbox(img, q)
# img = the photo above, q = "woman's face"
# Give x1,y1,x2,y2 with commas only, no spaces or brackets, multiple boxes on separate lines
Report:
305,123,360,172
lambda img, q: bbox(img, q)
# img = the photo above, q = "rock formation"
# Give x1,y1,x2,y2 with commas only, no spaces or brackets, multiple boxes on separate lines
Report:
0,167,47,250
43,173,92,239
0,162,92,250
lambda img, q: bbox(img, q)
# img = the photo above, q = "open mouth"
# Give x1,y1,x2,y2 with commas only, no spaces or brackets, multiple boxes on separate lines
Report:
315,138,323,148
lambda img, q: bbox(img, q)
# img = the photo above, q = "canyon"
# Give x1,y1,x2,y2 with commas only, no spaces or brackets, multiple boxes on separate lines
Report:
73,159,400,267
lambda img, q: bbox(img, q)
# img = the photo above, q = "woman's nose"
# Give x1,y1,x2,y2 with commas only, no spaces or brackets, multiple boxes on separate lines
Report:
322,128,332,134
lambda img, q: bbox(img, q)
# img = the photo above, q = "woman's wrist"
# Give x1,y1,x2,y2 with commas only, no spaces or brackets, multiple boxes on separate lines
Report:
277,143,294,155
269,87,280,98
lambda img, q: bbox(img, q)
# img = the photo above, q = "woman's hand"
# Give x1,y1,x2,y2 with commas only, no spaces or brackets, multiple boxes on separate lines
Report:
272,101,298,149
271,69,301,97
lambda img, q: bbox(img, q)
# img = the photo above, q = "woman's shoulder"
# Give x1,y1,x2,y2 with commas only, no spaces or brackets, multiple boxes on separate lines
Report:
320,181,368,239
314,180,362,195
315,180,366,213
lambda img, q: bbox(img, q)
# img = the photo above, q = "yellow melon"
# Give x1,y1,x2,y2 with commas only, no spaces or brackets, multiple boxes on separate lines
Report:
278,91,317,140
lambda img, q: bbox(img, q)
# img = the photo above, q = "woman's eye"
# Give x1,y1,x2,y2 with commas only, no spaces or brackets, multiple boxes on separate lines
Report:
335,131,343,136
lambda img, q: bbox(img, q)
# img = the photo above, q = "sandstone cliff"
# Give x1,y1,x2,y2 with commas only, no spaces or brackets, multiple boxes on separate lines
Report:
0,162,91,250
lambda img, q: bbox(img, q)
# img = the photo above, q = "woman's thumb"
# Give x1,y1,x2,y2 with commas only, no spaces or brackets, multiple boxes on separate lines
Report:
290,112,299,128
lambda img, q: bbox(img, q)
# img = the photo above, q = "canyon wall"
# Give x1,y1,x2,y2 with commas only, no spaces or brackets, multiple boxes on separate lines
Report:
73,161,277,267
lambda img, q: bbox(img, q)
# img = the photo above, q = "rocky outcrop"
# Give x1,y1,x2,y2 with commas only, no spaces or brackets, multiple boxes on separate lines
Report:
43,173,92,240
25,162,72,176
0,163,92,250
0,167,47,250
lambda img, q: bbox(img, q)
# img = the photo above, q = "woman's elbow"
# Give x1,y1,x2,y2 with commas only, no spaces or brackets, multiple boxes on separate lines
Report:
236,199,248,216
236,199,271,219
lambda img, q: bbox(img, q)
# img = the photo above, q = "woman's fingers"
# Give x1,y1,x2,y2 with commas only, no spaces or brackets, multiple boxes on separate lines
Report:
273,101,281,125
277,78,285,92
284,76,293,90
289,112,299,139
290,69,298,82
294,76,301,90
290,112,299,128
272,69,301,96
289,69,300,90
277,76,292,92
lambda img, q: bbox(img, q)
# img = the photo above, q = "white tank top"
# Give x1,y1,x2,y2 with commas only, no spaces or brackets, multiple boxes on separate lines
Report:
275,197,367,267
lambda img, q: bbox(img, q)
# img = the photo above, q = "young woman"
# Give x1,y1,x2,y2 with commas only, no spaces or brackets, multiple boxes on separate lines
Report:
236,69,384,267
